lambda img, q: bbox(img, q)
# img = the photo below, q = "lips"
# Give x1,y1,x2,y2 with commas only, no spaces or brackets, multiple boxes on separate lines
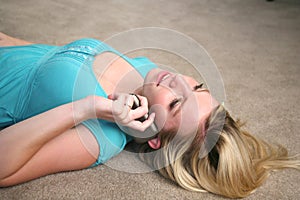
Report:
156,71,171,86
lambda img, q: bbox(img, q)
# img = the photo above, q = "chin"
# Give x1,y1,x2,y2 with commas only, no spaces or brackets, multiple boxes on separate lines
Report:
142,83,155,101
144,68,162,85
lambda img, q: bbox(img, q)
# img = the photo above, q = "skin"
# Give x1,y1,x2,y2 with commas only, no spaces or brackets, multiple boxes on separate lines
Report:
141,69,219,148
0,32,33,46
0,33,217,186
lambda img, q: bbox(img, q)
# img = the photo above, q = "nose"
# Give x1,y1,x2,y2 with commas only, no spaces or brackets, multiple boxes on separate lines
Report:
168,74,194,97
169,74,178,88
169,74,190,91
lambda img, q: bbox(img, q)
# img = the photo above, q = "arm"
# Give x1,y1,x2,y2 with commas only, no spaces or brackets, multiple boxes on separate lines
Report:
0,94,152,187
0,124,97,187
0,32,33,47
0,96,109,182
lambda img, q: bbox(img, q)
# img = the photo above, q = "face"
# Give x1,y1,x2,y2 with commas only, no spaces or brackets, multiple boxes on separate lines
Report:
142,68,219,139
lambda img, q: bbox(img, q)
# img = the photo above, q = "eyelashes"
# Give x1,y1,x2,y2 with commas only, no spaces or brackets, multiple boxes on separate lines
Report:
193,83,204,91
169,98,181,109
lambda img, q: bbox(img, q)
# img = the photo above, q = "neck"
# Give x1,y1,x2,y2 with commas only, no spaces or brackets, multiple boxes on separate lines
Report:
93,52,144,96
134,86,143,95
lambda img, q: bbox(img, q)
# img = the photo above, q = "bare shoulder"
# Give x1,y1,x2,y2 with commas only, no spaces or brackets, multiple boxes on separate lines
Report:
0,32,33,47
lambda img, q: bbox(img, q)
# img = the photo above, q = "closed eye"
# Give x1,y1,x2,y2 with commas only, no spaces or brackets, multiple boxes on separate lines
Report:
169,98,181,110
193,83,210,93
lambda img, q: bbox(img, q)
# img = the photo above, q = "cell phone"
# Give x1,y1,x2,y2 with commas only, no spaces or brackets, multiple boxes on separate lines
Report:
130,94,158,134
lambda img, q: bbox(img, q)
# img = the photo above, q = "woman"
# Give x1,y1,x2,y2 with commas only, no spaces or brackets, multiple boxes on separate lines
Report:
0,32,299,198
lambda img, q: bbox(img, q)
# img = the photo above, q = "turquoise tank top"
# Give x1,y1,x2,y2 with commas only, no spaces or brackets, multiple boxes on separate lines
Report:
0,38,157,167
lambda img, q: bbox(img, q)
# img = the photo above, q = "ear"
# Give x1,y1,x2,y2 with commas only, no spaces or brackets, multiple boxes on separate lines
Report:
148,137,161,149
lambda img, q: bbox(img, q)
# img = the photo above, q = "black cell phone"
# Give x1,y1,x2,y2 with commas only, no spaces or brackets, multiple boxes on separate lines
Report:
130,94,158,134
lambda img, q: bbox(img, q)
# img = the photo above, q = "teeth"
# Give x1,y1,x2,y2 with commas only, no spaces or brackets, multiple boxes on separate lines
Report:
161,74,170,81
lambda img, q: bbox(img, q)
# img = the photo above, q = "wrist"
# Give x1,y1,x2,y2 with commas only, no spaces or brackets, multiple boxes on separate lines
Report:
74,95,114,122
72,97,95,123
94,96,114,121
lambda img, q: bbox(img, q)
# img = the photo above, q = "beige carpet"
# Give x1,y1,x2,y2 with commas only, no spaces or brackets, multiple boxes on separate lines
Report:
0,0,299,199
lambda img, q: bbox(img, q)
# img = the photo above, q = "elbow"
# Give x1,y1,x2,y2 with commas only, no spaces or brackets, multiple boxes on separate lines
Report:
0,179,10,188
0,178,16,188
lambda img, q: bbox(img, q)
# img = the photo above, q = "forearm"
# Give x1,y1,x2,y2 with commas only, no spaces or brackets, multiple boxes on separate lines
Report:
0,32,33,47
0,98,91,179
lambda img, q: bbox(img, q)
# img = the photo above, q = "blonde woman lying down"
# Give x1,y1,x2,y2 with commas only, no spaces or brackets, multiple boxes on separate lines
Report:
0,32,299,198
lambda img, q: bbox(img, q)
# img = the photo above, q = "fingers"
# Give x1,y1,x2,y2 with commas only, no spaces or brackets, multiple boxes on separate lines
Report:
127,97,149,122
135,94,149,111
110,93,155,132
112,94,131,122
127,112,156,132
126,94,148,120
111,93,148,117
111,93,141,120
139,112,156,131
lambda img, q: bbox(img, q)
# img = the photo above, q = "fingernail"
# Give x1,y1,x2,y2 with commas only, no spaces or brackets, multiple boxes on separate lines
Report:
108,94,113,99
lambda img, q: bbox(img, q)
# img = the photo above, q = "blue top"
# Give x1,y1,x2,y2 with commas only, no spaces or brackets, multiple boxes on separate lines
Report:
0,38,157,167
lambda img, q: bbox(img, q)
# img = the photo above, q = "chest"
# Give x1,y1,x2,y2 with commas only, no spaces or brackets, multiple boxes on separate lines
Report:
92,52,144,95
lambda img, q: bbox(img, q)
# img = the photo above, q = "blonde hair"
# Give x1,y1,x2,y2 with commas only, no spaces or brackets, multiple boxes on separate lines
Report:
139,105,300,198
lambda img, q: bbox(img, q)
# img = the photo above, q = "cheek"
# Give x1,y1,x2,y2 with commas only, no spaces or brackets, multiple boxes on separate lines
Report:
144,86,172,107
151,93,169,106
144,87,177,131
198,94,217,115
162,114,180,132
183,76,198,87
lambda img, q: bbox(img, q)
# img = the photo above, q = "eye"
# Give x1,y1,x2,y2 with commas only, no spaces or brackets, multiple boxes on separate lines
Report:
169,98,182,110
193,83,204,91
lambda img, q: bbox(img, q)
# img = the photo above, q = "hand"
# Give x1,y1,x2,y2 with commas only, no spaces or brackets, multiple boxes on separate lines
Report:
108,93,155,132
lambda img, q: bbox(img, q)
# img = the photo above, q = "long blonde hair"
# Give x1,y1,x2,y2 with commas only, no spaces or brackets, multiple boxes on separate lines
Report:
139,105,300,198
